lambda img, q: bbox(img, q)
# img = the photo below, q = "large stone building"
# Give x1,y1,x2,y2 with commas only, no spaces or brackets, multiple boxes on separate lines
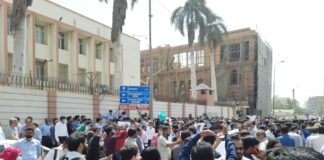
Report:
306,96,324,117
0,0,140,92
141,28,272,116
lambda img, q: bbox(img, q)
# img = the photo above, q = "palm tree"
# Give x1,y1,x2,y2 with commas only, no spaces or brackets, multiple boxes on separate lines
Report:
205,15,227,104
99,0,137,93
171,0,214,102
10,0,33,83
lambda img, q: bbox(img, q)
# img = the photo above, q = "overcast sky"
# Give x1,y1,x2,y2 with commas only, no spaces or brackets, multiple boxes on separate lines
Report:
51,0,324,107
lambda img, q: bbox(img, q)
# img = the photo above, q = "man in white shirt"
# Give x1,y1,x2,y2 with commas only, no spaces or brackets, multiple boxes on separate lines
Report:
288,125,303,147
146,122,155,147
0,122,5,140
55,116,69,145
157,125,181,160
265,125,276,140
306,127,324,152
256,130,268,151
138,128,148,148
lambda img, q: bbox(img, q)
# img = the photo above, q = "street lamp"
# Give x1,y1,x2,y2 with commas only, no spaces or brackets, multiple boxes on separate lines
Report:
292,85,299,101
40,59,52,90
272,60,285,116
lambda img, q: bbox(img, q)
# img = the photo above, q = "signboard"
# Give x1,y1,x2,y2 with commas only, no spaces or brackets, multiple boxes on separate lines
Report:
120,86,151,109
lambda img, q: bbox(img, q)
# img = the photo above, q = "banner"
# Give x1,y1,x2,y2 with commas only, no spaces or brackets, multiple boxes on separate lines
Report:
120,104,150,110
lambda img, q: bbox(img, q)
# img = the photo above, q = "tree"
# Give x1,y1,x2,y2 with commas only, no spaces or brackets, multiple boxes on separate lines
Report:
171,0,214,102
205,15,227,103
10,0,33,81
99,0,137,94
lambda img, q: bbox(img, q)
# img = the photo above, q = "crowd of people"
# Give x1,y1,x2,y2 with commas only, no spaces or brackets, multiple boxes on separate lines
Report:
0,110,324,160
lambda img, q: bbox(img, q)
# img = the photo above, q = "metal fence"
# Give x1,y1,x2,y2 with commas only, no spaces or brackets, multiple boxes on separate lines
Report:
0,73,113,95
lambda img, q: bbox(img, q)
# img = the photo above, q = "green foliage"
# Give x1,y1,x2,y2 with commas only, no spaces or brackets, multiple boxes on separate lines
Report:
274,96,307,115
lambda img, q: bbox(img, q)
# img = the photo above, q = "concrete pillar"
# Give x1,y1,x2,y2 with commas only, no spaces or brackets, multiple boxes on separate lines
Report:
48,23,58,79
182,103,185,118
167,102,171,117
48,91,57,119
102,42,110,86
69,31,78,82
221,106,223,117
93,95,100,119
194,105,197,118
204,105,207,114
0,4,8,74
25,13,35,77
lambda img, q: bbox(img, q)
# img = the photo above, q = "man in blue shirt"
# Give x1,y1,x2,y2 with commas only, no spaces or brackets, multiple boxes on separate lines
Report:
278,126,295,147
13,127,41,160
40,118,52,148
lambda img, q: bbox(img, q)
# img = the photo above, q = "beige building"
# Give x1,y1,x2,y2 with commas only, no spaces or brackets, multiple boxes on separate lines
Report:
0,0,140,93
141,28,272,116
306,96,324,117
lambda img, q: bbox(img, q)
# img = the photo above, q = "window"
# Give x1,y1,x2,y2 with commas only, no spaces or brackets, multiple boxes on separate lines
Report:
109,47,114,62
35,25,46,44
178,52,187,68
221,45,226,63
110,75,114,89
35,60,42,79
59,64,68,82
7,16,13,36
96,72,102,84
79,68,86,85
79,39,86,55
197,79,203,85
196,50,205,67
244,41,249,60
231,70,238,85
58,32,67,50
229,44,240,62
96,43,102,59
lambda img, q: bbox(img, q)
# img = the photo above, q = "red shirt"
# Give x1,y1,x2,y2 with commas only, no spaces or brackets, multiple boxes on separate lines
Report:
150,133,160,148
116,130,128,151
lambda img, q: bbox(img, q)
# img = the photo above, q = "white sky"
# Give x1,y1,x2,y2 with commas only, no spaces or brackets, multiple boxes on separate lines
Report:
51,0,324,107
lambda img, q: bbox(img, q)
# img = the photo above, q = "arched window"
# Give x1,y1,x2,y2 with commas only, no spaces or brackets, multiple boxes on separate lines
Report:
231,70,238,85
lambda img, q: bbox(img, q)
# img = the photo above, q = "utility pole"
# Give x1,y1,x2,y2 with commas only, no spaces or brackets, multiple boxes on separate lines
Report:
149,0,154,120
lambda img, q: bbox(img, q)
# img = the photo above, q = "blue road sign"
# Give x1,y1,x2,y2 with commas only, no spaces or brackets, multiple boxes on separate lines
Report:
120,86,151,105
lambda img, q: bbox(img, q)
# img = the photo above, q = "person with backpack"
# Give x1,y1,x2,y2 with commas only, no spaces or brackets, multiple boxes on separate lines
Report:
44,138,68,160
60,133,87,160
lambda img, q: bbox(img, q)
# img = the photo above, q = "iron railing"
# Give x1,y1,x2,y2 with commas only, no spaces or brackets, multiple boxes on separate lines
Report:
0,73,113,95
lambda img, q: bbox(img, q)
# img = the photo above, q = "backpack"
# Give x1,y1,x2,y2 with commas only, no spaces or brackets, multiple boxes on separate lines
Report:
60,154,82,160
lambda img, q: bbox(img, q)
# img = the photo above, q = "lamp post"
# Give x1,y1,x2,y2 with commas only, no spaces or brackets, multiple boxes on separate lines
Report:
40,59,52,90
292,85,299,101
272,60,285,116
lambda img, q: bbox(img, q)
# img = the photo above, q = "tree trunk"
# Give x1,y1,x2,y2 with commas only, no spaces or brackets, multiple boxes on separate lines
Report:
12,18,26,85
190,46,197,102
210,47,218,103
113,32,122,94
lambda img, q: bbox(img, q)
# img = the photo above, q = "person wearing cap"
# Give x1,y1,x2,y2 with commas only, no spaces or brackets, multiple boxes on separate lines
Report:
0,147,21,160
13,127,41,160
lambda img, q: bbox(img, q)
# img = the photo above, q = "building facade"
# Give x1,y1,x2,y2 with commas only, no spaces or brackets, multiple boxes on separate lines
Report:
141,28,272,116
306,96,324,117
0,0,140,93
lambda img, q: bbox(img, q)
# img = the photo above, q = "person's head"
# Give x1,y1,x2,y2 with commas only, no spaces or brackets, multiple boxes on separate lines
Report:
24,128,34,140
140,147,161,160
14,116,20,122
9,118,18,127
31,122,39,129
81,115,86,120
52,118,58,125
66,132,87,154
256,130,266,141
96,117,102,123
191,142,214,160
137,128,143,136
119,145,138,160
0,147,21,160
266,139,282,150
25,117,33,126
105,125,114,136
128,128,137,138
281,126,289,135
232,136,243,160
161,125,171,137
318,127,324,134
189,126,197,136
242,136,260,153
180,131,190,142
73,115,80,121
44,118,51,125
148,122,153,128
60,116,67,123
109,110,113,114
67,116,72,122
290,125,299,133
266,147,324,160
